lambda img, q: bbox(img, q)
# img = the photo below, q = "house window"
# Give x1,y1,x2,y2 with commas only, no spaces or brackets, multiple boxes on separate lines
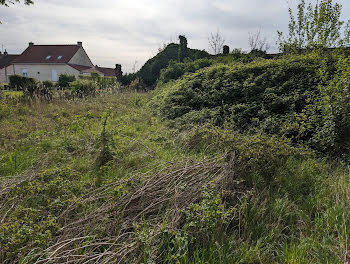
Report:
46,55,51,60
22,69,28,77
57,56,62,60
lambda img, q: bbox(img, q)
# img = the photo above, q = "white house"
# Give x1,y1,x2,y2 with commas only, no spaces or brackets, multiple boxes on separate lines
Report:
2,41,122,84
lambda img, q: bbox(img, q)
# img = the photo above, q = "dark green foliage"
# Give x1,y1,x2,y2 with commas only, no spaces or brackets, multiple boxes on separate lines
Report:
155,55,350,156
9,75,36,90
314,55,350,157
70,79,97,97
121,72,137,86
158,58,213,84
56,74,76,87
42,80,54,88
156,56,321,125
136,43,209,86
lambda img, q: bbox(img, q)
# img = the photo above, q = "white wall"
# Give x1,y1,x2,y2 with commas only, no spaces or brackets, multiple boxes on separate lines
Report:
12,64,81,82
69,47,94,67
0,65,15,84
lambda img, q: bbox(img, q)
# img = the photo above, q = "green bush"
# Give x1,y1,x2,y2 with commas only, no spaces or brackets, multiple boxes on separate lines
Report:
154,55,340,153
155,52,350,159
314,55,350,157
79,75,120,90
128,77,146,92
9,75,37,91
42,80,55,88
56,74,76,87
158,58,213,84
70,79,98,97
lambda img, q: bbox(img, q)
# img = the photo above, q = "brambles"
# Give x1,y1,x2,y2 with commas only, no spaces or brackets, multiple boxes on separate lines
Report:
154,53,350,158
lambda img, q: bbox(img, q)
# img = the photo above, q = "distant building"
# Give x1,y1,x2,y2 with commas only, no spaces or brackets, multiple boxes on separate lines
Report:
1,41,122,84
0,51,19,84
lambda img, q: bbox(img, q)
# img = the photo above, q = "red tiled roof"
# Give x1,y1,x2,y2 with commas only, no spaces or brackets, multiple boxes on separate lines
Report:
68,64,92,72
0,55,19,69
12,45,80,64
96,66,116,77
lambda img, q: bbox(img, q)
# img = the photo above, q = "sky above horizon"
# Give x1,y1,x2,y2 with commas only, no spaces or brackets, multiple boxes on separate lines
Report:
1,0,350,73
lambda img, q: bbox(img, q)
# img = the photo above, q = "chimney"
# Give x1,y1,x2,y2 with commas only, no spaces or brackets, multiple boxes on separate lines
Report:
29,42,34,46
115,64,122,82
77,41,83,47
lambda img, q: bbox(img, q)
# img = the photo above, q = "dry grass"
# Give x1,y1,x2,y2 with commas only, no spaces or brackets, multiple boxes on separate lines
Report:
25,154,236,263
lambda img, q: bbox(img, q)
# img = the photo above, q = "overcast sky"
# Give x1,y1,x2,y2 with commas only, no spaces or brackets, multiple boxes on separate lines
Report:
1,0,350,72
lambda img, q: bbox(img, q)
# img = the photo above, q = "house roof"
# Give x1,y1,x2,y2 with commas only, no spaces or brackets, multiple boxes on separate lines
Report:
68,64,92,72
96,66,116,77
0,55,19,69
68,64,105,75
12,45,81,64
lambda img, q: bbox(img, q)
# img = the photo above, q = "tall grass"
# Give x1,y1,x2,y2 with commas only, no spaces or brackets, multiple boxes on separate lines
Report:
0,91,350,263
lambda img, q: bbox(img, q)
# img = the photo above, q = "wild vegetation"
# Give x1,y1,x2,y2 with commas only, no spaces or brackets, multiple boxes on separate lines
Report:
122,38,209,87
1,0,350,263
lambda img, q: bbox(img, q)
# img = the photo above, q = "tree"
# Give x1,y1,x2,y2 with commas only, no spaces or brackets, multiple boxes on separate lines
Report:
0,0,33,6
248,28,270,53
208,30,225,55
278,0,350,52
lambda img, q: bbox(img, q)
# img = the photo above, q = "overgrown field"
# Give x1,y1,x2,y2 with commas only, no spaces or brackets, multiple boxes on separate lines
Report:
1,52,350,263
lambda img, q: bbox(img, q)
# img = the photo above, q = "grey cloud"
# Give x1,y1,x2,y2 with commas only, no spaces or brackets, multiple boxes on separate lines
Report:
1,0,350,72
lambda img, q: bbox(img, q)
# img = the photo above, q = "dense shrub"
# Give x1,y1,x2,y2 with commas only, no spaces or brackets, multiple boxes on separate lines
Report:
79,74,120,90
154,54,349,156
70,79,98,97
121,72,137,86
314,55,350,157
128,77,146,92
158,58,213,84
42,80,54,88
56,74,76,87
9,75,37,91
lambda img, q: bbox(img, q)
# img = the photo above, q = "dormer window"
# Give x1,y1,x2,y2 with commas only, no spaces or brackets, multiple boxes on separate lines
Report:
46,55,51,60
57,56,62,60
